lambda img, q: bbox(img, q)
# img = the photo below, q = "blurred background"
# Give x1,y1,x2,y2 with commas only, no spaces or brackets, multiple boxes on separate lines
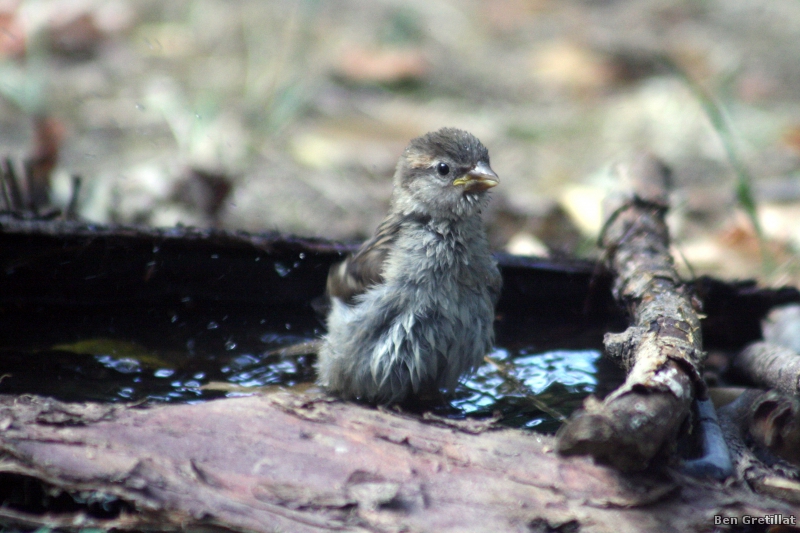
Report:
1,0,800,284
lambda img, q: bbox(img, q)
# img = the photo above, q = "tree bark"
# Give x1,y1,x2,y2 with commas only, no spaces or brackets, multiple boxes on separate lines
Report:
0,393,796,533
718,390,800,502
556,154,705,471
734,341,800,396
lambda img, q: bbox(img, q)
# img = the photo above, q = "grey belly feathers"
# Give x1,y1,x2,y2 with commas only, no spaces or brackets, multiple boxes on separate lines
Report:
317,218,500,404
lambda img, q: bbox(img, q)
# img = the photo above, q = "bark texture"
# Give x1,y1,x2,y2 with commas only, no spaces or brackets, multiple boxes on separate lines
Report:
556,154,705,471
0,393,796,533
718,390,800,502
734,341,800,396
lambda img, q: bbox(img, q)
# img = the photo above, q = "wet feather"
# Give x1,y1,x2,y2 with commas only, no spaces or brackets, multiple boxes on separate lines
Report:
317,128,502,405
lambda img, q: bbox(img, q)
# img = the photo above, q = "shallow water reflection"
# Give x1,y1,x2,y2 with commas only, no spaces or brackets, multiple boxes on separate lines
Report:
0,305,623,433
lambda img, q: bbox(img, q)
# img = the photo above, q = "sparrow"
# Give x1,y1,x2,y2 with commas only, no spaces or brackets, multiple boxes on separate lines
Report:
317,127,502,405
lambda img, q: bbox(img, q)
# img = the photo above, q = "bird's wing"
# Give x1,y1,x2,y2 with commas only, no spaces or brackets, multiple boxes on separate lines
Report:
326,213,404,305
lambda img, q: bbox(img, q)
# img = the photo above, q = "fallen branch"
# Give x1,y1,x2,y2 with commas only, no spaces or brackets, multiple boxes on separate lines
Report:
718,390,800,503
0,393,796,533
556,154,705,471
734,341,800,396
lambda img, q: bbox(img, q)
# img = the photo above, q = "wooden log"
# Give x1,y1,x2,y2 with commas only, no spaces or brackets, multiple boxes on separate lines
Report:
0,393,796,533
556,154,705,471
718,390,800,502
734,341,800,396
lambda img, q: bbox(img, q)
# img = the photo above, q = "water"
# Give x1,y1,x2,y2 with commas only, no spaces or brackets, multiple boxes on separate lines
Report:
0,304,623,432
451,348,604,433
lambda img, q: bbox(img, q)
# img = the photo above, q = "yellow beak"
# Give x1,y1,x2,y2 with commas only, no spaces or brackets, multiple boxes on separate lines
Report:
452,161,499,191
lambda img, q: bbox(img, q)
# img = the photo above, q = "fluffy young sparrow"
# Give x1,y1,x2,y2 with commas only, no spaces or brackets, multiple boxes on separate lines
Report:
317,128,502,405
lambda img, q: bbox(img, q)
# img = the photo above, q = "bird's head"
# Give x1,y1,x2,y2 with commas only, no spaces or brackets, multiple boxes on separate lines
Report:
392,128,498,220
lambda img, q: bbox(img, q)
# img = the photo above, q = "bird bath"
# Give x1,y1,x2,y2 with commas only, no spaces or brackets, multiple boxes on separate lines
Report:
0,301,622,433
0,218,786,431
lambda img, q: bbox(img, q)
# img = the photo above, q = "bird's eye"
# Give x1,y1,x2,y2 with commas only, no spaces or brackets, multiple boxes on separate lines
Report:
436,162,450,176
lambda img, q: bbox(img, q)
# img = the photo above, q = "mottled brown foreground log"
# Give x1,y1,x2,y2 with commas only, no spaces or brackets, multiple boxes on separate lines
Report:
0,393,796,533
557,155,704,471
